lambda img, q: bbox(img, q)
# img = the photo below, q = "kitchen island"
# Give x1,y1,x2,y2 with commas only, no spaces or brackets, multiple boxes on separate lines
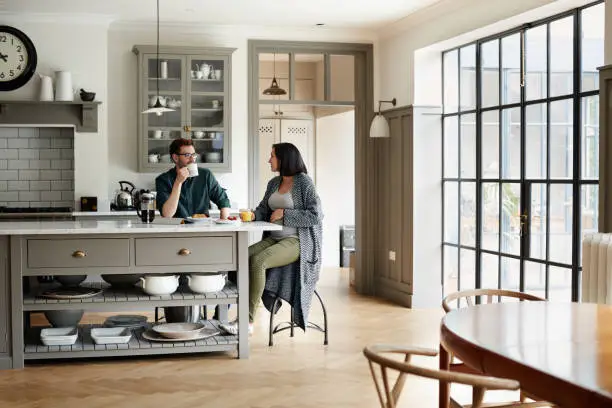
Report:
0,219,280,369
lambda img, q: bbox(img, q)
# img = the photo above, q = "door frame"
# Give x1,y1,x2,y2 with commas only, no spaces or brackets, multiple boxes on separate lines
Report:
248,40,375,294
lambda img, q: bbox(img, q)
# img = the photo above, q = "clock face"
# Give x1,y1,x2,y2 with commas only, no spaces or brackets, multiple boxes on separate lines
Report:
0,32,28,82
0,26,37,92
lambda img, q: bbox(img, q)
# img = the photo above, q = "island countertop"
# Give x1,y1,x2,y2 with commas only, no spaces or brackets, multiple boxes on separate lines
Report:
0,219,281,235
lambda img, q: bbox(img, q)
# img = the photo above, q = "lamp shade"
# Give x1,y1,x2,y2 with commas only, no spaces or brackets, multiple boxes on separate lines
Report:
369,113,390,138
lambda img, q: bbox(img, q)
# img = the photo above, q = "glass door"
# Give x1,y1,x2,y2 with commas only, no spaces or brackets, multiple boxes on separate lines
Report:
143,55,185,167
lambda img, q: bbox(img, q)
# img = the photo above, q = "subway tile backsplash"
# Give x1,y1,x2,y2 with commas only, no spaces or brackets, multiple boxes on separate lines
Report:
0,127,74,208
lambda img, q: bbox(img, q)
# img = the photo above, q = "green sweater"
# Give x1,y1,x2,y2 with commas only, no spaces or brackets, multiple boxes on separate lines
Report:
155,167,231,218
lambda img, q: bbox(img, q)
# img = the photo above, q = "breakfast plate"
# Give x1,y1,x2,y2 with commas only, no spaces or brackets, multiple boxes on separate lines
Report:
141,328,220,342
184,216,212,224
214,217,241,225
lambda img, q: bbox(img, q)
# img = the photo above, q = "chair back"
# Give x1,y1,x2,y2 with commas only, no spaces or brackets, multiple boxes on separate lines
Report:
442,288,545,313
363,344,520,408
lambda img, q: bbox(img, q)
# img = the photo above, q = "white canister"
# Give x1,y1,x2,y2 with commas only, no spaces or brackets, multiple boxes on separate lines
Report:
160,60,168,79
54,71,73,101
38,74,54,102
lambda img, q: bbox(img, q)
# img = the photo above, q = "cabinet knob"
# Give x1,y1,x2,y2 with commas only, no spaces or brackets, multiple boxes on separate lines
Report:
72,250,86,258
178,248,191,256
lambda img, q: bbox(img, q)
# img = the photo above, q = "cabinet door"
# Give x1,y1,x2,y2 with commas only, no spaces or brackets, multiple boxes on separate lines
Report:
141,54,187,170
280,119,315,183
188,55,229,170
0,236,8,354
258,119,279,199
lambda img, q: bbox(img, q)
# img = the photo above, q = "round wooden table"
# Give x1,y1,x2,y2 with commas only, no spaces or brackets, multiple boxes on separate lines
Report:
439,302,612,408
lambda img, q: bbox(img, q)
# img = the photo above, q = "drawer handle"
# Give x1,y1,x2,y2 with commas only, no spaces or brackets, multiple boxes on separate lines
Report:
178,248,191,256
72,250,86,258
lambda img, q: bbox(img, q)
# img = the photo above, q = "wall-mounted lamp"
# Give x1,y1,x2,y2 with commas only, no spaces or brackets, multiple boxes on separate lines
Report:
369,98,397,138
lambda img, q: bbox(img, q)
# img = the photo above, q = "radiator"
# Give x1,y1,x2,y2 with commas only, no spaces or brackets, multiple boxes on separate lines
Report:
582,233,612,304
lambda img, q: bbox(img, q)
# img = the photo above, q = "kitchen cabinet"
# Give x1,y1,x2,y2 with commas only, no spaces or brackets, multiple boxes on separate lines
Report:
258,118,315,199
133,46,236,173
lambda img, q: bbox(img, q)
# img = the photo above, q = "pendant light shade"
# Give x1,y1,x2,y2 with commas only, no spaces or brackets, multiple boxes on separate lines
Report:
142,0,174,116
369,113,390,138
263,52,286,96
369,98,397,138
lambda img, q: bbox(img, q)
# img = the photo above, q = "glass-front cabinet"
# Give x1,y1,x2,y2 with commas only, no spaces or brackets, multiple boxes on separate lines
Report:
133,46,235,172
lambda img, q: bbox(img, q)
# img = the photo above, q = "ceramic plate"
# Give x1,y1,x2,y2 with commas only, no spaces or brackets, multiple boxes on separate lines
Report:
105,315,147,326
141,328,219,342
40,287,103,300
184,216,212,224
214,218,241,225
152,322,205,339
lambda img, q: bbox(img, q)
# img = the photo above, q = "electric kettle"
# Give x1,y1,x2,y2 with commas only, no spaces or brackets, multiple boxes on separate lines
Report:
112,181,135,210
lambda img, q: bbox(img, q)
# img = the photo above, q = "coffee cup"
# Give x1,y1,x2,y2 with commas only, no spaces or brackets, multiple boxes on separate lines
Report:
186,163,198,177
153,130,162,139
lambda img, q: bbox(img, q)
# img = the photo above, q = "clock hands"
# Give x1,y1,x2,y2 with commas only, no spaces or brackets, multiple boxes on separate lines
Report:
0,54,7,63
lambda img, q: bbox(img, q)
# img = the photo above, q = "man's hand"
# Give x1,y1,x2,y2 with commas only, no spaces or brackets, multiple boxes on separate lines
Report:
270,209,284,223
175,167,189,184
220,207,230,220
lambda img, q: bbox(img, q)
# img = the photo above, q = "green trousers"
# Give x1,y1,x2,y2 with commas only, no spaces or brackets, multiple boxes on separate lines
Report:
248,236,300,322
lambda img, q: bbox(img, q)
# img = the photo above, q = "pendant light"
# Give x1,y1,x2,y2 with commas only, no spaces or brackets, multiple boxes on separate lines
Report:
369,98,397,138
142,0,174,116
263,53,287,96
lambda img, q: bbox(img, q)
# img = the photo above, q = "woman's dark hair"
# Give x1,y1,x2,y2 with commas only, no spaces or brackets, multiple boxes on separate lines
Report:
169,138,193,155
273,142,308,176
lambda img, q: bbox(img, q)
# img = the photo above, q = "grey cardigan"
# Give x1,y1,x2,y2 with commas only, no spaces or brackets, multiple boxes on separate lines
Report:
254,172,323,329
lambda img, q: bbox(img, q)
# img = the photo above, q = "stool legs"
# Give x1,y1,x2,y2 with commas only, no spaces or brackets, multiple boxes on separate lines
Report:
269,296,283,346
313,289,329,346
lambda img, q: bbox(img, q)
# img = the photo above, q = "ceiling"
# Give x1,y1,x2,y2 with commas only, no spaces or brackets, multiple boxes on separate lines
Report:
0,0,443,29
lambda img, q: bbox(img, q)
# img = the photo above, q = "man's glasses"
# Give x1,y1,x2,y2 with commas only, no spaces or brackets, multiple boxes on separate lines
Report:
176,153,198,159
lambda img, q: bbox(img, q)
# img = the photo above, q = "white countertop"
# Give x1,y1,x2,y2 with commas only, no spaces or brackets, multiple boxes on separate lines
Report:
72,210,226,217
0,219,280,235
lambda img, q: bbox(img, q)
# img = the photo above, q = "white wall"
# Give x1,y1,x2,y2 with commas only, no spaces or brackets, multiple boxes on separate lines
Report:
108,23,375,210
606,0,612,64
315,109,355,267
0,18,109,205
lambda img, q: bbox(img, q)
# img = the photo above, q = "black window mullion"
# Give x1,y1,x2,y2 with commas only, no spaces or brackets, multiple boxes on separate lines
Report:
457,48,462,292
475,41,483,291
571,9,582,302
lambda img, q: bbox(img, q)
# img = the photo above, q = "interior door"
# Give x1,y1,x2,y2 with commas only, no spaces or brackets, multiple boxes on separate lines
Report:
279,119,315,183
258,119,278,199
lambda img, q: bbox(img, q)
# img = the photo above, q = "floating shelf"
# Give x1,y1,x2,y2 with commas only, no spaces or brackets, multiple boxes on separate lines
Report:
24,321,237,360
0,100,101,132
23,282,238,311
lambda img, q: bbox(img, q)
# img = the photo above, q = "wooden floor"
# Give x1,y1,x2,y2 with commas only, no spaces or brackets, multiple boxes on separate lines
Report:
0,268,504,408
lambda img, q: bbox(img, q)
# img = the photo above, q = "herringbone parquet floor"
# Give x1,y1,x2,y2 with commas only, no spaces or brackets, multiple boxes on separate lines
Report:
0,268,481,408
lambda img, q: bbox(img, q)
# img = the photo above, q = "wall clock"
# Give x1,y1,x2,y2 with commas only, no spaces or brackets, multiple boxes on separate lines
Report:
0,25,37,92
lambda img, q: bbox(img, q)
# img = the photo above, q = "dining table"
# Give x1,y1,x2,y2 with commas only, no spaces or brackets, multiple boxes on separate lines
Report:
439,301,612,408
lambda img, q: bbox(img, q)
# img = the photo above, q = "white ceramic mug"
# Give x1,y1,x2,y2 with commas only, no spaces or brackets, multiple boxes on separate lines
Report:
187,163,198,177
148,154,159,163
211,100,219,109
214,70,222,80
153,130,162,139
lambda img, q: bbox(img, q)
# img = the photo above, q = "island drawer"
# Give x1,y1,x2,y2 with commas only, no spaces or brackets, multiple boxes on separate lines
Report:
27,238,130,269
134,236,235,267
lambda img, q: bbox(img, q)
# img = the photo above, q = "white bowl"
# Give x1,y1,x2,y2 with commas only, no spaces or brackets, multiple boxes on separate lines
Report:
187,273,226,293
40,327,78,346
91,327,132,344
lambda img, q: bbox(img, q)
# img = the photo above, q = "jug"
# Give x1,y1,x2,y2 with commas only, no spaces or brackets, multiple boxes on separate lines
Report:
136,189,156,223
55,71,73,101
38,74,53,101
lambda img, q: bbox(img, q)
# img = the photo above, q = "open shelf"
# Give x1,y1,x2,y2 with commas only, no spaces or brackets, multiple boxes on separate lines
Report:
24,321,237,360
23,282,238,311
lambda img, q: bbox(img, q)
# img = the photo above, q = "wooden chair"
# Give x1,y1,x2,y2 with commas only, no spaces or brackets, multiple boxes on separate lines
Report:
442,289,551,406
363,344,548,408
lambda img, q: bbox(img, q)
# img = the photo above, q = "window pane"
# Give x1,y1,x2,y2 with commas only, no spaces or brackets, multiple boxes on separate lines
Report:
482,110,499,178
444,50,459,113
501,183,521,256
481,40,499,108
525,261,546,298
501,34,521,105
294,54,323,101
581,3,604,92
581,184,599,266
525,25,547,101
460,45,476,111
501,107,521,179
444,245,459,296
459,249,476,290
330,55,354,101
581,95,599,180
444,181,459,243
549,266,572,301
461,181,476,247
550,16,574,97
482,183,499,252
500,256,520,291
529,183,547,260
525,103,547,179
549,184,573,265
461,114,476,178
444,116,459,178
550,99,573,179
481,253,499,289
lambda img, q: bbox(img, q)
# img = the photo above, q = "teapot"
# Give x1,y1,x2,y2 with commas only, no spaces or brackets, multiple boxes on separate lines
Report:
199,63,211,79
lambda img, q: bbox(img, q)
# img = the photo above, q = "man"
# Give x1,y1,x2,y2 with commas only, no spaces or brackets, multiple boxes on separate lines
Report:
155,138,230,219
155,138,231,322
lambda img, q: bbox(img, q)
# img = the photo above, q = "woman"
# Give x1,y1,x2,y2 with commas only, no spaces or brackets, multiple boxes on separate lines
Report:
221,143,323,335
